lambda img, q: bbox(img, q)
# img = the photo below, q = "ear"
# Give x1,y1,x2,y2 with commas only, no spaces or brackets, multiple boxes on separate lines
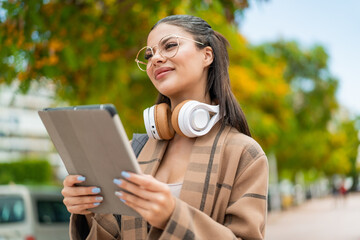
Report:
203,46,214,67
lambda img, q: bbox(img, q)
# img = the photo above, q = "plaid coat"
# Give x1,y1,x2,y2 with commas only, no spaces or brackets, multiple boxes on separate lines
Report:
70,123,269,240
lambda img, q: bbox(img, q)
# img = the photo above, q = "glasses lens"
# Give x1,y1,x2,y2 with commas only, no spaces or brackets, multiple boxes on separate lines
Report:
159,35,179,59
136,47,153,71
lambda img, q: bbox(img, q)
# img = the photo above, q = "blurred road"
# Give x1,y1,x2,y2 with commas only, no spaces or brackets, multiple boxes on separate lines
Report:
266,192,360,240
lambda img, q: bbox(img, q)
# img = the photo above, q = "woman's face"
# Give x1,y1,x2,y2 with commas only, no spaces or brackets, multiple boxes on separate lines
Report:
146,24,213,105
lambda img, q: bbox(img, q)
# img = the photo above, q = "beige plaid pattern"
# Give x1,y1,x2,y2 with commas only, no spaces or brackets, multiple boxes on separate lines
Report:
70,124,269,240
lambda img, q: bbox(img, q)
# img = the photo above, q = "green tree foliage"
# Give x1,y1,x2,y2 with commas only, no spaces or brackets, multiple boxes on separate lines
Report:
0,159,54,184
326,118,360,190
0,0,358,181
252,41,359,179
256,42,337,171
0,0,253,133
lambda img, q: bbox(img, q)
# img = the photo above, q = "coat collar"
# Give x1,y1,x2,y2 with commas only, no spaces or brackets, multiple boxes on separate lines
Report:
137,123,230,216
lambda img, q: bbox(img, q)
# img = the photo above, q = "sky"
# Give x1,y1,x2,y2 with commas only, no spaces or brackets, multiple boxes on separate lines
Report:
239,0,360,117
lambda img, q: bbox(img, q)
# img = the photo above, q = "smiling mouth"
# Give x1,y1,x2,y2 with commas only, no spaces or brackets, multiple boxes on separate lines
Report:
155,69,174,79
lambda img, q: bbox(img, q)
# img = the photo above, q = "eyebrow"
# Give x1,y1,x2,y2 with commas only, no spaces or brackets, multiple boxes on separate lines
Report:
148,35,174,49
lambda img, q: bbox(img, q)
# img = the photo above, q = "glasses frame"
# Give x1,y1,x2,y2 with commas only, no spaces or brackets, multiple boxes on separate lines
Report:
135,34,205,71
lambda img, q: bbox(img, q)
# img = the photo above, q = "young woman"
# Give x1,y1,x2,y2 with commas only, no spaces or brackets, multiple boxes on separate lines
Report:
62,15,268,239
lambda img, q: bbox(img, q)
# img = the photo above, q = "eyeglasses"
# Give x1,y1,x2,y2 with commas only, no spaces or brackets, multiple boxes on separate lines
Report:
135,34,205,71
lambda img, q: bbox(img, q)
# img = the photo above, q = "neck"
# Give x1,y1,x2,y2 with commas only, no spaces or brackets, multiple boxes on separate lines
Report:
169,93,212,111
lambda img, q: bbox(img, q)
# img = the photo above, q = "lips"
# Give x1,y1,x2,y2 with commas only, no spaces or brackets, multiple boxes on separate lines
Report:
154,67,174,79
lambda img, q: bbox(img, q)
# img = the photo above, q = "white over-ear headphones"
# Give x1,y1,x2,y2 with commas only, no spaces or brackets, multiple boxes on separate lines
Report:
143,100,222,140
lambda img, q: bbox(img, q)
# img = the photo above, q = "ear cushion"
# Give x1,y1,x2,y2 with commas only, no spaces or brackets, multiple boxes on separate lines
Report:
154,103,175,140
171,100,191,137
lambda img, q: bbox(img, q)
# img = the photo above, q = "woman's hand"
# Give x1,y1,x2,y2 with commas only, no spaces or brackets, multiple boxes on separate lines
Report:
61,175,104,215
113,172,175,229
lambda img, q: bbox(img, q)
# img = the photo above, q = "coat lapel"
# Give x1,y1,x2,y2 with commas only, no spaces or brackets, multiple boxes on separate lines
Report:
179,123,230,216
137,138,168,175
121,138,168,239
121,125,230,239
132,124,229,215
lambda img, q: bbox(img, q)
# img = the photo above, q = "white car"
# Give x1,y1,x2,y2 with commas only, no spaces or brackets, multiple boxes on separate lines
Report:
0,184,70,240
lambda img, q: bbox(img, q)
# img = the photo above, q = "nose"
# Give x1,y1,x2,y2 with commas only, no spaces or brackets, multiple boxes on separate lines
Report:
149,50,166,67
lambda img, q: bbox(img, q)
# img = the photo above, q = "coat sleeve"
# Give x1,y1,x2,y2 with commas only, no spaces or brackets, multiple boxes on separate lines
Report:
147,153,268,240
69,213,121,240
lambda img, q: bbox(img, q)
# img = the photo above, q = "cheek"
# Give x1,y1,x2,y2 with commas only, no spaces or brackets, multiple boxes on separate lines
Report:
176,49,203,71
146,69,155,82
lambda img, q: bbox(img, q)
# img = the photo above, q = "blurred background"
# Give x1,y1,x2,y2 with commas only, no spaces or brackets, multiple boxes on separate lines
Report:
0,0,359,239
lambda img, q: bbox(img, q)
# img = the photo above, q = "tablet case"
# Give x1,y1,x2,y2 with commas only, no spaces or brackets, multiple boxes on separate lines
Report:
38,104,141,216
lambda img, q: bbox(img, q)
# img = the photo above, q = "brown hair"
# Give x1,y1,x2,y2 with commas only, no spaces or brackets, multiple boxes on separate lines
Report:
151,15,251,136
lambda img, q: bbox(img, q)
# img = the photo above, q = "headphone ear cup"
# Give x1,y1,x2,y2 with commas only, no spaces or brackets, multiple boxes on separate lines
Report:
171,100,190,137
154,103,175,140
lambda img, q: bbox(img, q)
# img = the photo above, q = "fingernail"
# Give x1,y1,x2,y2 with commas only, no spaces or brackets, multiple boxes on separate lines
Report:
92,188,101,194
113,178,122,185
121,171,131,178
94,202,100,206
121,199,126,203
95,196,103,201
115,191,122,197
77,176,86,182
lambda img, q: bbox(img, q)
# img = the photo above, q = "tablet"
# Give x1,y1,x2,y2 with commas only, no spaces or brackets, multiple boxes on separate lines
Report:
38,104,141,217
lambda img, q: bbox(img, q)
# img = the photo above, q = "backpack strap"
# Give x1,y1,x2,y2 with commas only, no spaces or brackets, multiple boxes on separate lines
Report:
114,133,148,230
131,133,149,158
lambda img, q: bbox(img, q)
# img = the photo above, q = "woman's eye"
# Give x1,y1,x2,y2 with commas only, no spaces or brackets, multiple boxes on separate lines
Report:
144,53,153,60
164,42,178,50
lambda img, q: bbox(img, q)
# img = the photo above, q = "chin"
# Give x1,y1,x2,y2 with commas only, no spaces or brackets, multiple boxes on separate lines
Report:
158,90,174,98
155,83,178,97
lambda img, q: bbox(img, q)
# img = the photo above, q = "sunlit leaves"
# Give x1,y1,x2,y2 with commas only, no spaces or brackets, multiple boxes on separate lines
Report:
0,0,358,179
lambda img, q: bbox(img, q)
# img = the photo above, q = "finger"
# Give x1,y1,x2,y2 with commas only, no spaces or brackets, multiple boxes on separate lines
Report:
61,185,101,198
115,190,170,216
66,202,101,215
122,199,149,218
63,175,86,187
120,171,168,192
63,195,103,207
115,191,151,209
115,191,149,215
113,179,155,201
117,191,168,227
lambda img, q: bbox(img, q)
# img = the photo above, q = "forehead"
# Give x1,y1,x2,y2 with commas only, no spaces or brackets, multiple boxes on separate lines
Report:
147,23,193,46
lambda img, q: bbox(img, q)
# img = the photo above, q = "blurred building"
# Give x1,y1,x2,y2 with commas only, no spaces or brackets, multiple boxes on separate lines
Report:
0,81,68,179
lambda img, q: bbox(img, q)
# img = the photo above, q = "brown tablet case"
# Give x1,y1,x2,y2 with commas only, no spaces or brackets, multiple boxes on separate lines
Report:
38,105,141,216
